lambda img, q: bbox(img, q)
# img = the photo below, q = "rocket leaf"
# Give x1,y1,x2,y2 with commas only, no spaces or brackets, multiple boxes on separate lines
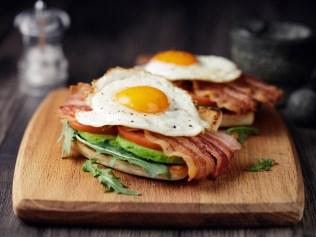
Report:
83,158,140,196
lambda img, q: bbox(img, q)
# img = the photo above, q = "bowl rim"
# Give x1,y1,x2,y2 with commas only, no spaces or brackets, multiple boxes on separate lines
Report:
231,21,315,46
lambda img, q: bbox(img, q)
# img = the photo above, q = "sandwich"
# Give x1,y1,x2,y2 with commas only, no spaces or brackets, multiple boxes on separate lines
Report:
140,50,283,127
59,68,241,194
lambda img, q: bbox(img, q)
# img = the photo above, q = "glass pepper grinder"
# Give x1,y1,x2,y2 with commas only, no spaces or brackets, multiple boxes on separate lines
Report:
14,0,70,96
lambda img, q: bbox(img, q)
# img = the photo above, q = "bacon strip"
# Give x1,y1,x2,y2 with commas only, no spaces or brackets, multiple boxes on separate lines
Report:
145,130,241,180
59,83,93,121
192,75,283,114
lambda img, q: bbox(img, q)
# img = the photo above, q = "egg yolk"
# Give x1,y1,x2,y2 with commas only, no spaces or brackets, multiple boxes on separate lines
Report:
153,50,197,66
115,86,169,113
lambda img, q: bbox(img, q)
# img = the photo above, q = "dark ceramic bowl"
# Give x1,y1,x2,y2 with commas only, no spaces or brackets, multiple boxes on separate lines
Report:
231,20,316,88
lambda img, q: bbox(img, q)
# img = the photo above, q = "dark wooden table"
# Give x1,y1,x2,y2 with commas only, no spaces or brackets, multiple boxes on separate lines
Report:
1,0,316,236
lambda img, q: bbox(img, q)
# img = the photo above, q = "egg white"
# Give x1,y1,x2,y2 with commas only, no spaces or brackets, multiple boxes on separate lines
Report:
76,68,208,136
144,55,241,83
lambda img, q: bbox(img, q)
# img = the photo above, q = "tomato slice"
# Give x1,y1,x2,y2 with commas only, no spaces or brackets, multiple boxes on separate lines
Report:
117,126,162,151
192,94,216,106
70,121,117,135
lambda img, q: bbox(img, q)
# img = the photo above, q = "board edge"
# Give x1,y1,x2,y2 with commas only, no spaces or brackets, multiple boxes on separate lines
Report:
12,89,67,215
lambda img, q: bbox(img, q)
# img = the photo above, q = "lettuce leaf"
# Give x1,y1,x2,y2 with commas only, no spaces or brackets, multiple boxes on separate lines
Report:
225,126,259,144
76,134,170,178
58,120,76,157
247,159,277,172
83,159,140,196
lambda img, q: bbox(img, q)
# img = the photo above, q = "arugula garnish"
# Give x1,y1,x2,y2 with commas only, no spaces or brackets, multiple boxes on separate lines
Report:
58,120,76,157
247,159,278,172
83,159,140,196
76,134,169,178
225,126,259,144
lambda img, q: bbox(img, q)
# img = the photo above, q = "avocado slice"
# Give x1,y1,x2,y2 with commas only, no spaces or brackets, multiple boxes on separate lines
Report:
78,131,115,144
116,135,184,165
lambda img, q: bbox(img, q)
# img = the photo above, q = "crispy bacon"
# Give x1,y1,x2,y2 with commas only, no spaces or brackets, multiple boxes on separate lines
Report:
244,76,283,105
191,75,283,114
59,83,93,121
145,130,241,180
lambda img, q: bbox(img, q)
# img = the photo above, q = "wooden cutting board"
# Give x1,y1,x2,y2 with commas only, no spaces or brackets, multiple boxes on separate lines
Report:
12,89,304,227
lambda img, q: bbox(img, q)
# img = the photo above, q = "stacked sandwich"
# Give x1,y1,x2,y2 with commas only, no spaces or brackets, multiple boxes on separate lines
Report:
142,50,283,127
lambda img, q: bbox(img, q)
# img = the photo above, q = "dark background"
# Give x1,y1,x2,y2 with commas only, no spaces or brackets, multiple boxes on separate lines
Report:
1,0,316,82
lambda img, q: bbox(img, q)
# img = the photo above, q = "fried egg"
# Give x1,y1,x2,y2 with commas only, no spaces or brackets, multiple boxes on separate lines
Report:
76,68,208,136
143,50,241,82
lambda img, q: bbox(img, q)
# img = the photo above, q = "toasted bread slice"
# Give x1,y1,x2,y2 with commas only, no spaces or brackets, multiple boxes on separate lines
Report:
198,106,254,128
76,140,188,181
197,107,222,131
221,112,255,127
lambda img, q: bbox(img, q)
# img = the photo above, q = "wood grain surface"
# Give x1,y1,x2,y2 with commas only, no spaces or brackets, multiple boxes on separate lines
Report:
12,89,304,227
